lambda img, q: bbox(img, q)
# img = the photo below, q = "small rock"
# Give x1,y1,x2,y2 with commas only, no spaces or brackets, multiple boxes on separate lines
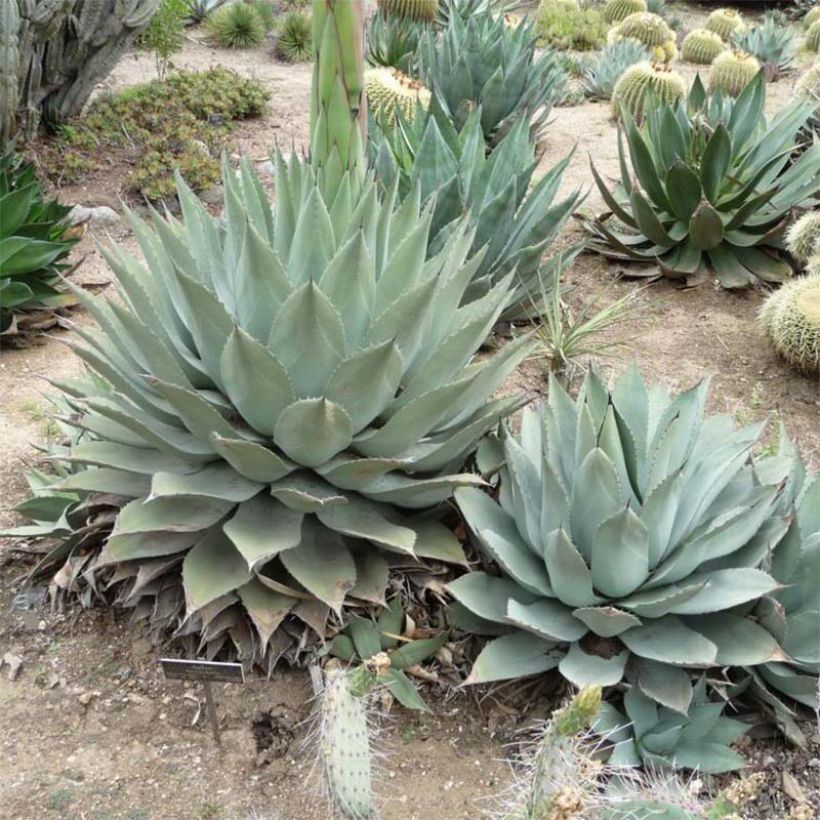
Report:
782,771,806,803
257,160,275,177
1,652,23,681
68,205,121,227
78,691,94,706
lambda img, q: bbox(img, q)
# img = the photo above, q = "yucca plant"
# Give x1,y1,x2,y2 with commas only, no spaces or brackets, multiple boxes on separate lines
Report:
206,2,265,48
184,0,229,25
734,14,797,79
275,11,312,62
581,73,820,288
369,95,583,319
5,0,534,666
417,8,568,145
449,367,791,710
580,39,651,101
0,146,77,333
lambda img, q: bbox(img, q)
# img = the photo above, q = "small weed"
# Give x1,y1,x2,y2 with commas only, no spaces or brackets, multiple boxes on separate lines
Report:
198,801,226,819
47,788,74,812
138,0,188,79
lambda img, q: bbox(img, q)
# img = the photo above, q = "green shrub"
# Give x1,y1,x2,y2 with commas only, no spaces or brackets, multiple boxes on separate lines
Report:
275,11,313,62
206,2,266,48
536,1,608,51
0,146,77,333
41,68,269,200
139,0,189,79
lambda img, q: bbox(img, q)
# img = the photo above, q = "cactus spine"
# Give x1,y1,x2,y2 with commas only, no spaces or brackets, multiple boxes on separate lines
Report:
681,28,727,65
786,211,820,266
705,8,746,41
760,276,820,374
611,61,686,121
311,0,366,202
709,50,760,97
365,66,431,125
318,665,375,820
0,0,160,144
609,12,676,64
602,0,646,25
376,0,437,22
807,21,820,53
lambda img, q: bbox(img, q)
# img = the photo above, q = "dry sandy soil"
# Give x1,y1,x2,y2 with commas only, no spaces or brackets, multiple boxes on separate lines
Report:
1,3,819,819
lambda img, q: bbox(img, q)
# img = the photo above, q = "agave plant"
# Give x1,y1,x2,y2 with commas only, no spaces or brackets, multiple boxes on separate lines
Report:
754,452,820,712
734,14,797,79
417,8,568,145
581,73,820,288
0,147,77,334
597,679,750,772
449,367,792,712
366,9,429,73
580,39,650,102
369,95,583,319
184,0,229,24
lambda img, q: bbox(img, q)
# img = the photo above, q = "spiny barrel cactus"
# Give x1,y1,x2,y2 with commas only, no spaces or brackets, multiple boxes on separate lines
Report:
584,74,820,288
581,39,650,101
709,50,761,98
609,12,676,63
786,211,820,266
24,153,533,665
681,29,726,65
610,61,686,121
760,275,820,373
705,7,746,41
377,0,437,23
364,67,431,125
0,0,159,143
807,20,820,53
369,96,583,319
449,367,790,709
603,0,646,25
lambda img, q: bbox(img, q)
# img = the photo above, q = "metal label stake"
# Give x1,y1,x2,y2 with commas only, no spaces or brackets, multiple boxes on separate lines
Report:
160,658,245,746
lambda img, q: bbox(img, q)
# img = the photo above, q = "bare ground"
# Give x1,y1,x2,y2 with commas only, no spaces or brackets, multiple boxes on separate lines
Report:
1,5,820,819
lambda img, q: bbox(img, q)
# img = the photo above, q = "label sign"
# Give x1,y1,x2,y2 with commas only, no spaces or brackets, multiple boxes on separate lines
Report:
160,658,245,684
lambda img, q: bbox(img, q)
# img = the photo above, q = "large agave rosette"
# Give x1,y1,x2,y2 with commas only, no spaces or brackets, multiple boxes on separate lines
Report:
450,367,793,716
38,156,533,665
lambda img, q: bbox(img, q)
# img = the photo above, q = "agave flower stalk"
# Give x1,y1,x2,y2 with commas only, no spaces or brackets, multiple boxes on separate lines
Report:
311,0,367,202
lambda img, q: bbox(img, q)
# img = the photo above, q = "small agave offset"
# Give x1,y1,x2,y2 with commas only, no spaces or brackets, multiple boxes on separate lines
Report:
582,73,820,287
20,155,534,666
449,367,796,714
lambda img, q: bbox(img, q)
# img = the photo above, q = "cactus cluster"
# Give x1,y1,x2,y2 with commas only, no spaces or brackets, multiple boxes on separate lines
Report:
705,7,746,41
786,211,820,267
377,0,437,23
608,12,677,63
611,61,686,121
0,0,159,144
760,276,820,373
681,28,727,65
807,20,820,53
364,66,431,124
602,0,646,25
709,49,761,97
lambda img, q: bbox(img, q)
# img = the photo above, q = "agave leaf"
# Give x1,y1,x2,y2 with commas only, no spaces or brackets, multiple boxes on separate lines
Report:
591,508,651,599
151,463,262,503
505,598,587,642
620,616,717,666
448,571,538,624
113,496,232,535
349,547,390,604
274,398,354,467
279,520,356,614
466,631,562,685
573,606,641,638
237,578,297,652
699,125,732,205
687,613,785,666
558,643,629,688
411,518,467,564
667,568,780,615
223,494,303,569
635,658,693,715
182,529,253,615
316,496,416,554
210,435,296,483
543,528,602,609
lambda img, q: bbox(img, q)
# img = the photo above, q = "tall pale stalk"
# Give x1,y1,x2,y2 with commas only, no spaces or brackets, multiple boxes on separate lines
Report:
311,0,366,202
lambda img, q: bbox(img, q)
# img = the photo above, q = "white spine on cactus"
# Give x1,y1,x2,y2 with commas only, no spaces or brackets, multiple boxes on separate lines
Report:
760,276,820,373
786,211,820,266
